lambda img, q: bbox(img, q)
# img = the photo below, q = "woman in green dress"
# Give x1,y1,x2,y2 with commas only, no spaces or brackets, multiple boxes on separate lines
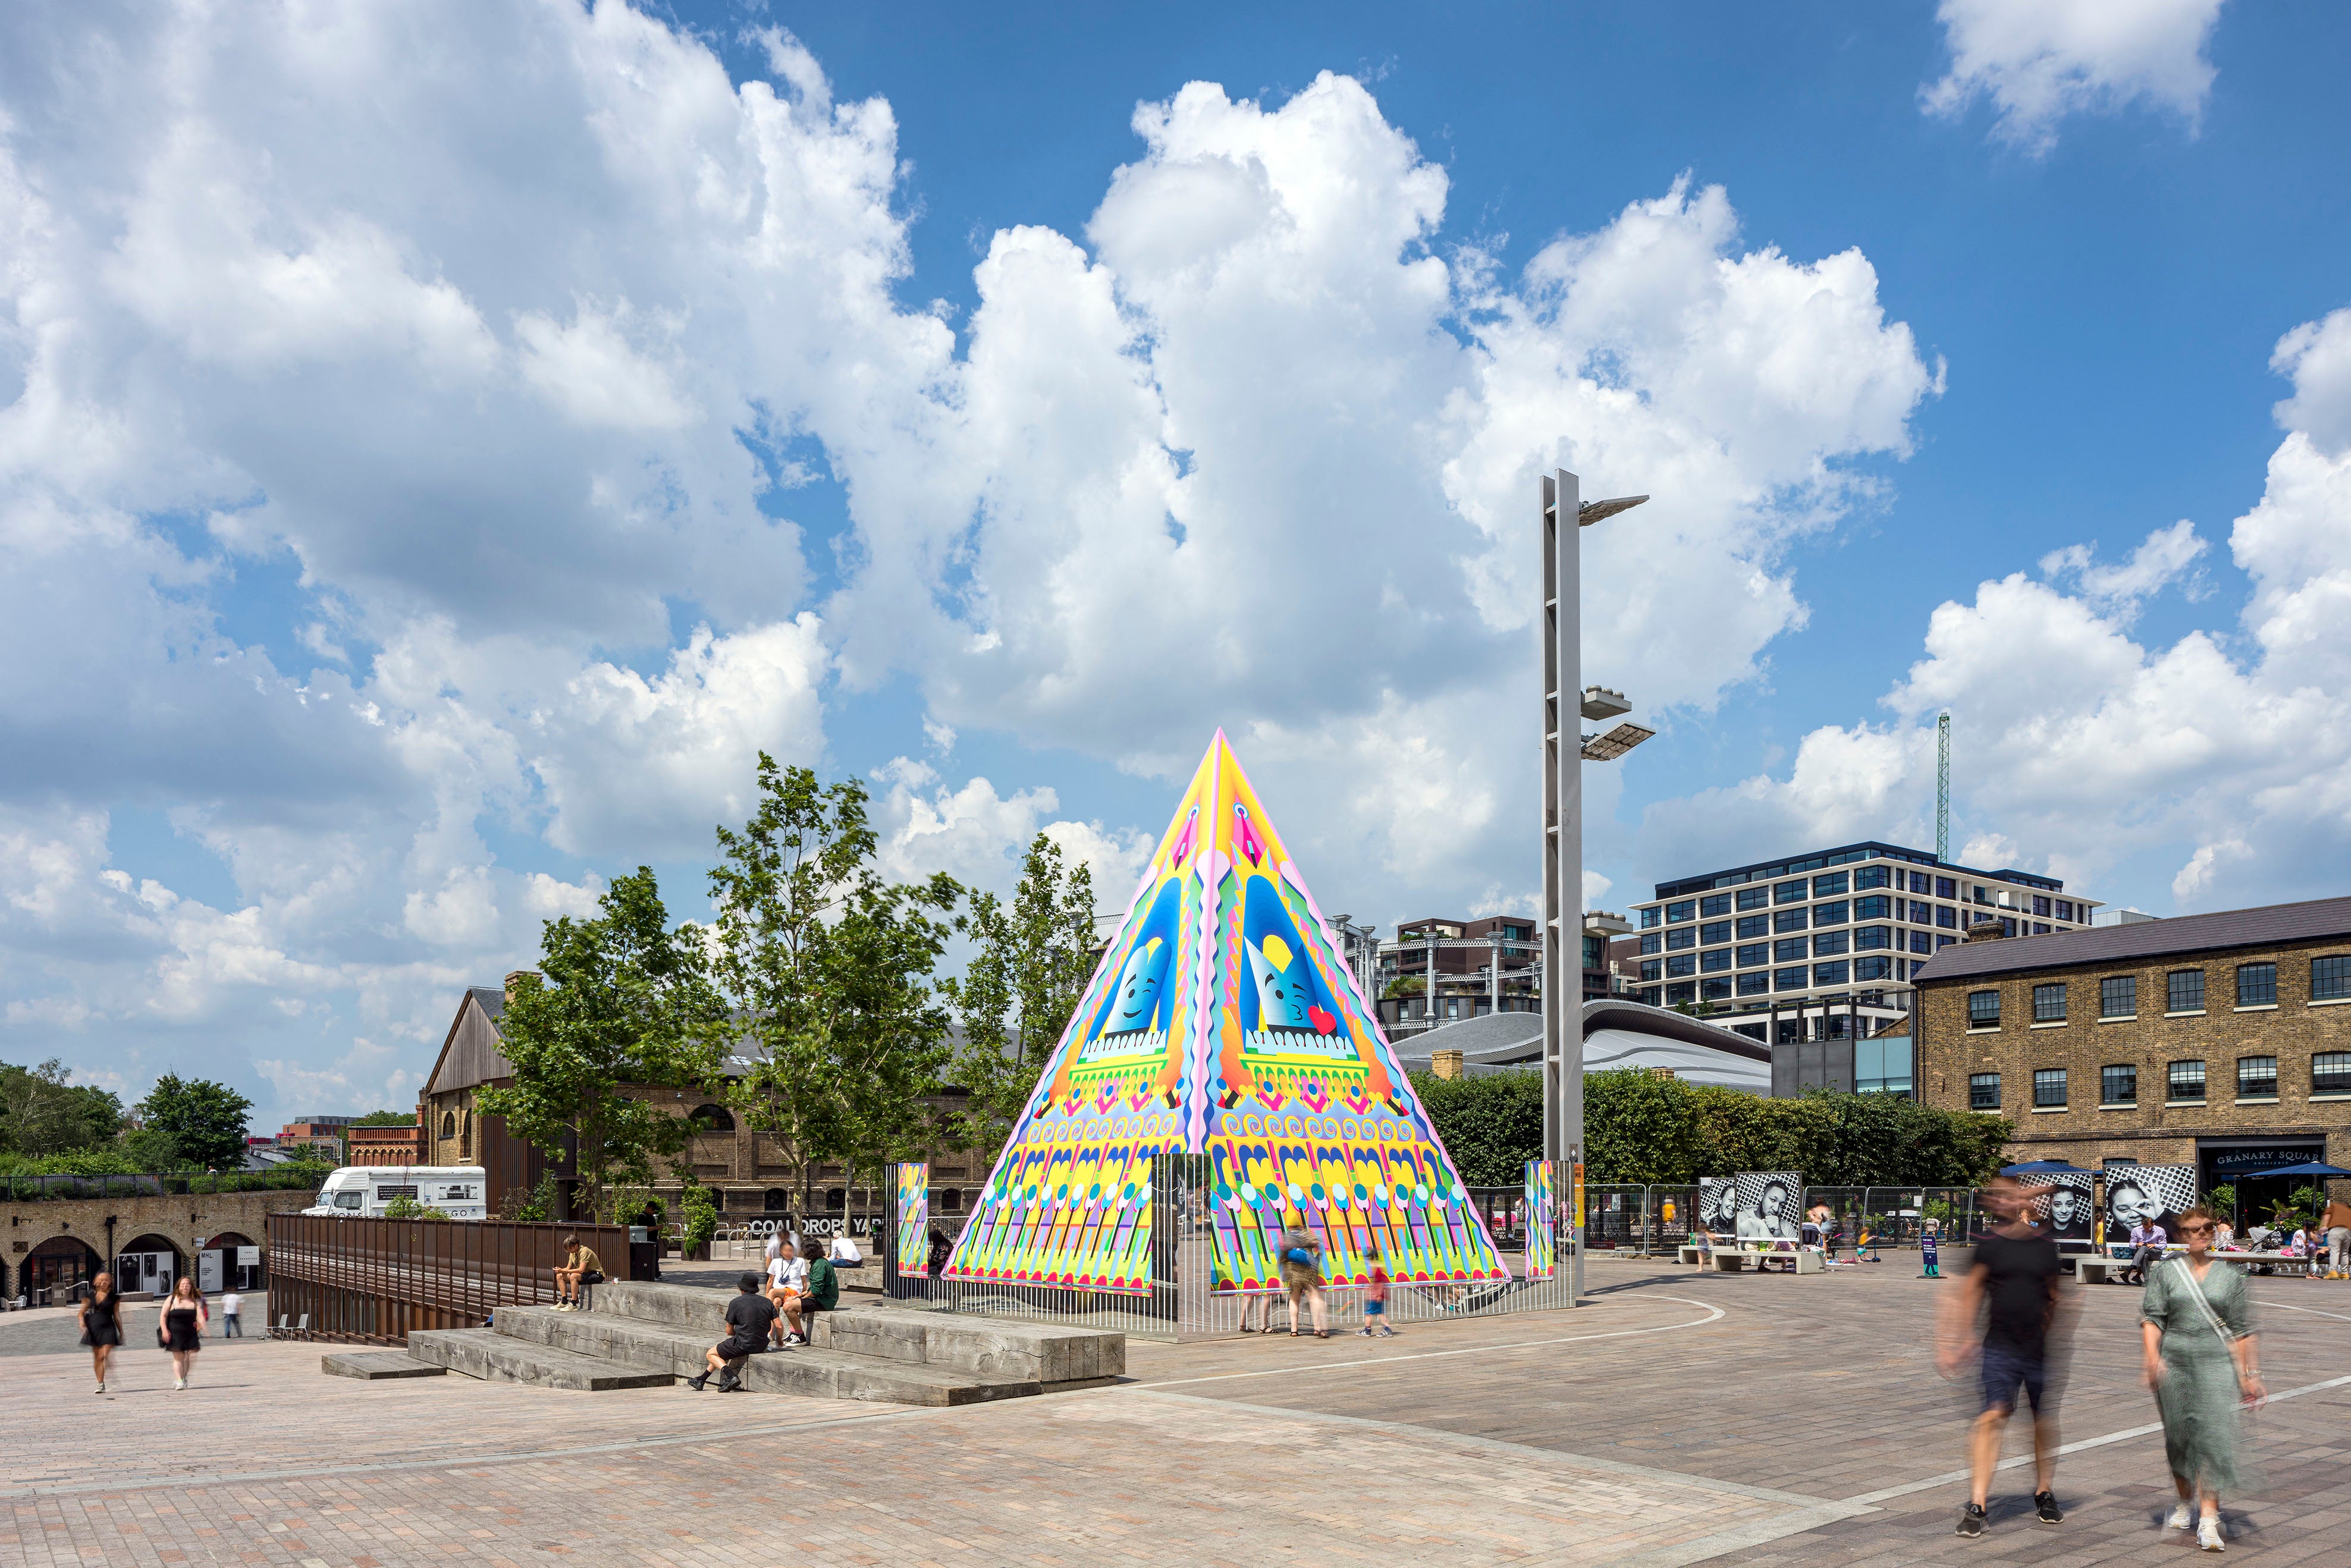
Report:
2141,1205,2265,1552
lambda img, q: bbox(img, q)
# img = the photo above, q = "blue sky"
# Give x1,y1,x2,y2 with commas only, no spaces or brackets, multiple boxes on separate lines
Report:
4,0,2349,1126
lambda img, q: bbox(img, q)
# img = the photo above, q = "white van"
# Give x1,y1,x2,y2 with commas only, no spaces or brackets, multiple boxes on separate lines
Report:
304,1166,489,1220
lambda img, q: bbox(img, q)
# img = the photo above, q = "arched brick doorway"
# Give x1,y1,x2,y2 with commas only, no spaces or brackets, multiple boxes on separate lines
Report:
116,1233,184,1296
201,1231,261,1293
25,1235,104,1305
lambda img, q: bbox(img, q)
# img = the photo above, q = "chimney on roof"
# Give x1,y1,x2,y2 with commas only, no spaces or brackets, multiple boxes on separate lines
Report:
504,969,542,1002
1963,919,2007,943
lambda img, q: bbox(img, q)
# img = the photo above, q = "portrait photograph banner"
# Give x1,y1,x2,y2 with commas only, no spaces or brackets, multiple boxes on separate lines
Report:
2104,1164,2199,1241
2030,1171,2094,1250
1698,1177,1739,1241
1734,1172,1803,1246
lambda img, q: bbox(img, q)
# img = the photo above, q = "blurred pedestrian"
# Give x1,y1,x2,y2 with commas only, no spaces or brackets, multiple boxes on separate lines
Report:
159,1274,208,1390
1356,1239,1398,1338
2321,1192,2351,1280
220,1289,243,1338
1938,1177,2070,1537
1277,1219,1329,1338
2142,1206,2264,1551
78,1270,123,1393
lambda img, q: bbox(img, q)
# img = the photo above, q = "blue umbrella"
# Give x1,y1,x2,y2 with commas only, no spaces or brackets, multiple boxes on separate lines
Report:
2239,1161,2351,1179
2001,1159,2090,1176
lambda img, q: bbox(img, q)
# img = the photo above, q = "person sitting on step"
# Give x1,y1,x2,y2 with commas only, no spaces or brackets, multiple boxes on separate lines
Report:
553,1236,604,1312
782,1238,839,1346
686,1272,778,1392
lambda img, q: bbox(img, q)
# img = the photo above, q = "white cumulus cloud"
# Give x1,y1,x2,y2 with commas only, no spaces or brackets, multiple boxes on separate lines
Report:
1923,0,2227,153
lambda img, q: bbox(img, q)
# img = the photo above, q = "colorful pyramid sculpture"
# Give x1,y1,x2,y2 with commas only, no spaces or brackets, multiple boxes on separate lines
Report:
944,732,1510,1295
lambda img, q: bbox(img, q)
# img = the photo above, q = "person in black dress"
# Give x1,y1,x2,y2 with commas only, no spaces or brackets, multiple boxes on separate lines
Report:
78,1271,124,1394
160,1274,208,1390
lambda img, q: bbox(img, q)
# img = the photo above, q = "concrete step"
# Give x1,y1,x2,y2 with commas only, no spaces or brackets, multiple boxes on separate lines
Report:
580,1281,1125,1385
492,1305,1053,1406
406,1327,673,1390
322,1350,447,1381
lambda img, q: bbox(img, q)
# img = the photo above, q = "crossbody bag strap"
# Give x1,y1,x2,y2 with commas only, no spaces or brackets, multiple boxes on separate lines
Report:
2169,1256,2236,1346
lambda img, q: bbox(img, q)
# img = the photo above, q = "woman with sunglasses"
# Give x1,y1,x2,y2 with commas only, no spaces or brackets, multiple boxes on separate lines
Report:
2142,1206,2264,1551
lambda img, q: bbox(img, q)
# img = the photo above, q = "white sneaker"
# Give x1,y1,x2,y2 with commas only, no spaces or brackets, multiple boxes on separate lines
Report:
174,1378,186,1390
2198,1517,2225,1552
93,1382,104,1394
2167,1503,2193,1532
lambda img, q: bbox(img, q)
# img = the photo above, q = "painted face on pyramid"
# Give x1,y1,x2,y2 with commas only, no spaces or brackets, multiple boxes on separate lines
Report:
1107,938,1164,1035
1247,934,1313,1030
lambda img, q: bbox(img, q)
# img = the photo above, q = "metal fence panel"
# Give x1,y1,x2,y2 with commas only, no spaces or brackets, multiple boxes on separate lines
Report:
264,1214,633,1346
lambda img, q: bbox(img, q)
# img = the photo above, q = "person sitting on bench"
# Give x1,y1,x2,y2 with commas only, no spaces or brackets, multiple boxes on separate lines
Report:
553,1236,604,1312
686,1273,777,1392
782,1238,839,1346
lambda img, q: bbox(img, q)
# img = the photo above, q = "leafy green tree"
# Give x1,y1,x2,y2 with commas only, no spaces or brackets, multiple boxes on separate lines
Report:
1583,1069,1703,1184
476,868,726,1223
708,755,962,1213
1408,1070,1544,1187
118,1127,186,1171
945,832,1096,1158
0,1059,124,1155
134,1074,252,1169
1382,975,1425,1001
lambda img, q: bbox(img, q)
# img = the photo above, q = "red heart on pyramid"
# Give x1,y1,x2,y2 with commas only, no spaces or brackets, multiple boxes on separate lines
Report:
1307,1005,1337,1035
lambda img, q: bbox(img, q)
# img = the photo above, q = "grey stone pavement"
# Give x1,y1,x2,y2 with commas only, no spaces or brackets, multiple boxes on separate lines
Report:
4,1255,2349,1566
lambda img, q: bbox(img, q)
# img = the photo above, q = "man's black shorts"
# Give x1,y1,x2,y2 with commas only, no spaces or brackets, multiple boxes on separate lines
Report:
1980,1342,2049,1416
716,1334,765,1360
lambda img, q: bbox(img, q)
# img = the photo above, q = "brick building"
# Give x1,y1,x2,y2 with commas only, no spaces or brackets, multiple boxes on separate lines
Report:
1914,895,2351,1214
347,1121,420,1165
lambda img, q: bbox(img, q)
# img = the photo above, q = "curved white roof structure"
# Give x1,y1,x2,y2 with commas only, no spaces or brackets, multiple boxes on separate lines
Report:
1398,999,1771,1094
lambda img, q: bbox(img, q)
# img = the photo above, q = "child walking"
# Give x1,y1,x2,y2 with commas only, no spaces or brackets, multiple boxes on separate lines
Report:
1357,1241,1399,1337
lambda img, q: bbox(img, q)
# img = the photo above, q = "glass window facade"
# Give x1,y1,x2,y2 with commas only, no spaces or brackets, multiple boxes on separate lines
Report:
1853,895,1891,920
1774,879,1808,904
1774,967,1808,991
1700,976,1733,1001
1812,871,1848,897
1968,990,2000,1027
1699,893,1732,918
1909,930,1934,954
1737,885,1769,912
2314,955,2351,1002
1853,925,1891,950
1639,932,1661,955
1736,914,1769,939
1736,971,1770,997
2237,962,2277,1007
1813,960,1850,985
2168,1060,2206,1101
1853,865,1891,890
2032,983,2067,1023
1666,900,1696,923
2237,1055,2278,1098
1665,982,1695,1005
1774,937,1809,963
2315,1052,2351,1095
1700,920,1731,945
1699,948,1732,973
1640,907,1661,929
1640,960,1661,982
2100,976,2136,1018
1969,1072,2001,1110
1936,876,1957,900
1854,955,1893,981
2032,895,2052,917
2102,1064,2136,1105
1935,906,1958,929
2033,1068,2066,1108
1736,944,1769,968
2168,969,2205,1013
1665,927,1695,950
1854,1031,1910,1094
1812,929,1850,957
1907,900,1931,924
1774,908,1809,934
1813,900,1849,925
1665,953,1696,977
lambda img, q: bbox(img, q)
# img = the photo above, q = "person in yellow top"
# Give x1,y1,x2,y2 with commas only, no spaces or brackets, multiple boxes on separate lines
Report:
554,1236,604,1312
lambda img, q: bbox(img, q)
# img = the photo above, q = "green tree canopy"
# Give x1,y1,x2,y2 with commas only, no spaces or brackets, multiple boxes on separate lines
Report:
0,1059,124,1157
708,755,961,1208
134,1073,252,1169
475,868,726,1221
946,832,1096,1158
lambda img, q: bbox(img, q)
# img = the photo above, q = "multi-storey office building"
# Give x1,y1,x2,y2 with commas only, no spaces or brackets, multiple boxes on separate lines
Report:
1913,897,2351,1213
1628,841,2101,1042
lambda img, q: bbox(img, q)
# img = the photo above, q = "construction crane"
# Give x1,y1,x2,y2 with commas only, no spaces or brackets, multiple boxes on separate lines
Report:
1936,711,1951,864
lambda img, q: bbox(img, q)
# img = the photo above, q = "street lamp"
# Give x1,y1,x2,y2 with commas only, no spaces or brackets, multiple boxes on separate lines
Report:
1540,470,1649,1303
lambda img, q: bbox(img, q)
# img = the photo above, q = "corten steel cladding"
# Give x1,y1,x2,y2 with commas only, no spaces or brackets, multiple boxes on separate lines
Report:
945,733,1509,1297
264,1214,629,1344
894,1164,931,1276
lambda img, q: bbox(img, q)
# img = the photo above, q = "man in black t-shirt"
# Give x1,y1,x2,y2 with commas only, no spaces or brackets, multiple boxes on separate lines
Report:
686,1273,778,1392
1938,1176,2071,1537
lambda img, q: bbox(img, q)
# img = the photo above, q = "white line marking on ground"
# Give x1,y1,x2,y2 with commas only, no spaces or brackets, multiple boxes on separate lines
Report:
1131,1294,1729,1388
1838,1371,2351,1507
2250,1297,2351,1322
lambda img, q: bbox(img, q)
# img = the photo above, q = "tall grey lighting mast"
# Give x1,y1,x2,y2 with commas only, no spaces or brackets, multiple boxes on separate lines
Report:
1539,469,1650,1302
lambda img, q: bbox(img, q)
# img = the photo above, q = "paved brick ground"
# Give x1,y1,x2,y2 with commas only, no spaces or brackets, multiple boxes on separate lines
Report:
5,1256,2347,1565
